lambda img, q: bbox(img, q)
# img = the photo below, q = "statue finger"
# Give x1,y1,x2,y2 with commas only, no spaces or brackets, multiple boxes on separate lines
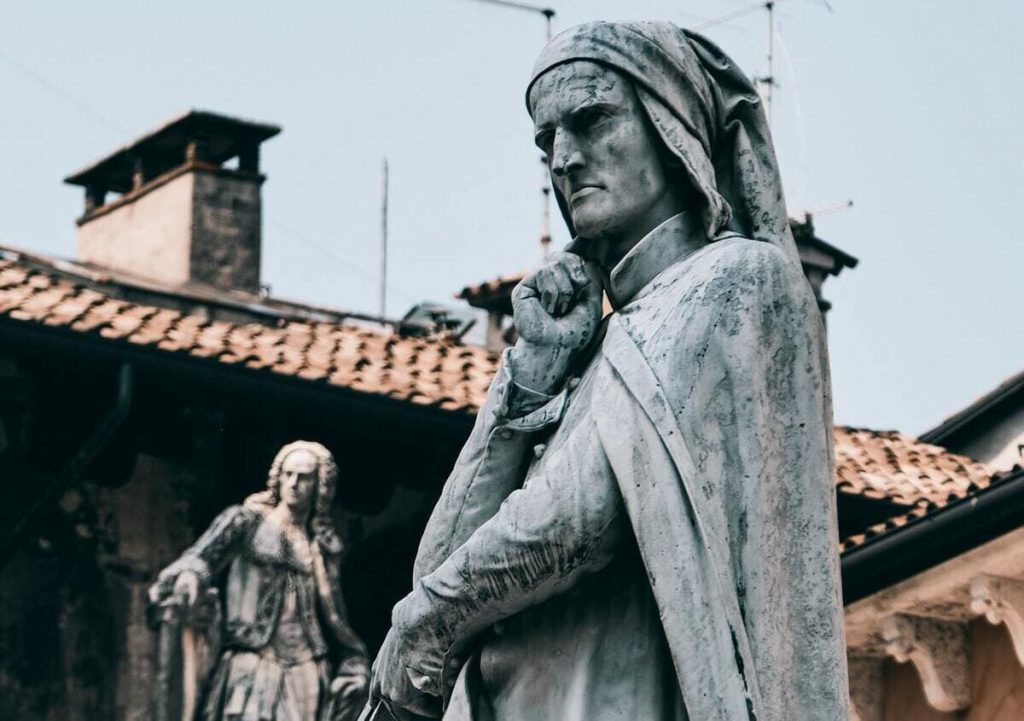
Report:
554,251,589,290
512,296,551,344
534,267,560,315
547,264,576,316
511,277,540,306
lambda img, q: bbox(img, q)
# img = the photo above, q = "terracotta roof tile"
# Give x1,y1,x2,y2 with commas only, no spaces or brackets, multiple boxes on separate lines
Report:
833,426,992,507
0,255,495,414
192,321,233,359
157,314,207,353
128,308,182,346
70,299,132,332
100,305,160,340
8,284,76,322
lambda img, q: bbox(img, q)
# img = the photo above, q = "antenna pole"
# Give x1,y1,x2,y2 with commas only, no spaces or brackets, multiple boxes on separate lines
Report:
465,0,556,258
764,1,775,124
379,158,389,318
540,157,552,257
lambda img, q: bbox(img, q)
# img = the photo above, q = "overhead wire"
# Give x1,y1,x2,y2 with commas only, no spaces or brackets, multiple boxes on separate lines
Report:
0,45,414,313
773,25,810,212
0,47,128,135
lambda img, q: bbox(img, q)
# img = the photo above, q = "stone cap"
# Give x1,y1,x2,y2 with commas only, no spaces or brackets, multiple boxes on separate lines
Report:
64,109,281,194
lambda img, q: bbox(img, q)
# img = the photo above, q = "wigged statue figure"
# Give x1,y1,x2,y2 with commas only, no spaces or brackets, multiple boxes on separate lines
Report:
367,21,849,721
150,441,370,721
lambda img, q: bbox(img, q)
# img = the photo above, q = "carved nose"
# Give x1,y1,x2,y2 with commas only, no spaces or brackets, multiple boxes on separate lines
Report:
551,129,584,177
552,151,584,178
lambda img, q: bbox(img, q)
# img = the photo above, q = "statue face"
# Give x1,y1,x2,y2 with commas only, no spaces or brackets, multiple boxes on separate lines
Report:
530,60,680,248
279,449,318,513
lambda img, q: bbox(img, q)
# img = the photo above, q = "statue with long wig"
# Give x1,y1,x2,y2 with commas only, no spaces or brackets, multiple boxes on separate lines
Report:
149,441,370,721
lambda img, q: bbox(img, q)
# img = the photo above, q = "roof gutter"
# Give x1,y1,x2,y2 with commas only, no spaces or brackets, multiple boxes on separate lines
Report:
919,371,1024,444
841,466,1024,604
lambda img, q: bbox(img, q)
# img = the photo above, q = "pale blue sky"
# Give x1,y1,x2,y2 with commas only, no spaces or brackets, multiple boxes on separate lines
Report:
2,1,1022,435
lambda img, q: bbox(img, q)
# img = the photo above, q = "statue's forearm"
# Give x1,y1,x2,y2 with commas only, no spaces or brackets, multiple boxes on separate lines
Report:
413,350,566,582
396,441,625,686
151,506,255,602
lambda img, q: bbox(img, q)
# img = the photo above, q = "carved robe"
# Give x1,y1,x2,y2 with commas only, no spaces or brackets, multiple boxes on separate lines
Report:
396,212,847,721
154,504,367,721
379,19,848,721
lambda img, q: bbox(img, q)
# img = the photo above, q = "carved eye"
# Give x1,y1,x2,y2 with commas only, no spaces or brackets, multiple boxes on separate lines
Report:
573,106,606,133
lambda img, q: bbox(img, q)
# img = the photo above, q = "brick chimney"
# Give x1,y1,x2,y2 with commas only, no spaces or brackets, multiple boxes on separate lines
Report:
64,110,280,294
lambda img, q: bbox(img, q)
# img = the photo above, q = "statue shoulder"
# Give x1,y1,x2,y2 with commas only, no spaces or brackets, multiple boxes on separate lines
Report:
693,237,812,313
203,503,265,539
702,236,795,281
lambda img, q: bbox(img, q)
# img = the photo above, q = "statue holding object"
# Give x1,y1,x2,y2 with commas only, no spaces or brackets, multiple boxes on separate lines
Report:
149,441,370,721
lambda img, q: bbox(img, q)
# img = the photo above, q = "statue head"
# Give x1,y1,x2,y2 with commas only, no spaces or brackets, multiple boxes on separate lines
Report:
277,447,320,514
526,21,799,264
529,60,692,252
248,440,344,553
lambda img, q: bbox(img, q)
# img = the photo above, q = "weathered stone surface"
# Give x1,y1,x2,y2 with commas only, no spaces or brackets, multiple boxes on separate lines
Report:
368,20,848,721
148,442,370,721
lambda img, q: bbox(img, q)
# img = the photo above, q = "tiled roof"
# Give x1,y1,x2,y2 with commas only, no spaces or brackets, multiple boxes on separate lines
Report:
838,467,1023,554
0,254,994,530
455,272,524,309
0,257,498,413
833,426,993,507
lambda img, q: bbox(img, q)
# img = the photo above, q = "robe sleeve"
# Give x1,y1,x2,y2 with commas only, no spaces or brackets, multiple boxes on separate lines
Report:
412,348,569,582
148,505,260,602
706,241,847,720
392,411,626,695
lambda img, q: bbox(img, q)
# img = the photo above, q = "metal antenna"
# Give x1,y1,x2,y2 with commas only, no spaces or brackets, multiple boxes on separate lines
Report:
467,0,555,39
696,0,833,126
379,158,389,318
540,157,552,257
466,0,556,257
763,1,776,123
801,199,854,221
695,1,780,124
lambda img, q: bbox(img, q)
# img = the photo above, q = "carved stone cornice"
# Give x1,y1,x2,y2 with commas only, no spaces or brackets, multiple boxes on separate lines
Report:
881,614,970,711
847,657,883,721
970,574,1024,666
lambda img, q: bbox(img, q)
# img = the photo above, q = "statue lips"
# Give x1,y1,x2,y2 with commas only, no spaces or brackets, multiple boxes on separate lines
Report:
569,184,603,207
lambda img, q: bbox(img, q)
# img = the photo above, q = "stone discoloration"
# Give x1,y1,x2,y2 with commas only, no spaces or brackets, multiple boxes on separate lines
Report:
370,20,847,721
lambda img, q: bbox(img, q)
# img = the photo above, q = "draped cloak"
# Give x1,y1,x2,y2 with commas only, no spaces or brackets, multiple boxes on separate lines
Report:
525,25,848,719
399,20,848,721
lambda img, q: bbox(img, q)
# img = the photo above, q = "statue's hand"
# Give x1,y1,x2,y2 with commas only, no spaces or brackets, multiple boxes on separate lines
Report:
171,569,201,609
369,628,441,720
510,252,603,393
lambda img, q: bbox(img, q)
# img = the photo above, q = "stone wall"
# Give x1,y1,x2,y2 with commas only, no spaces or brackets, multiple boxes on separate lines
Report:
0,453,195,721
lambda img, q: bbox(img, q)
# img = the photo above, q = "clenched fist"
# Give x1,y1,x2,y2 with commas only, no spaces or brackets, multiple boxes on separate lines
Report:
509,251,603,394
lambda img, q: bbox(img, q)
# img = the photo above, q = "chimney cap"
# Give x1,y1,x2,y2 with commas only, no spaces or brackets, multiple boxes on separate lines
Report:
64,109,280,193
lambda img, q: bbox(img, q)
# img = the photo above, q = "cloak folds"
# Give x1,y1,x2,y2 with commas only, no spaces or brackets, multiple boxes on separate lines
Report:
399,20,847,721
592,238,847,721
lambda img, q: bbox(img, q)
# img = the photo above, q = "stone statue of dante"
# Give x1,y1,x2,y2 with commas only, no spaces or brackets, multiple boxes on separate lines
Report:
150,441,371,721
367,21,848,721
